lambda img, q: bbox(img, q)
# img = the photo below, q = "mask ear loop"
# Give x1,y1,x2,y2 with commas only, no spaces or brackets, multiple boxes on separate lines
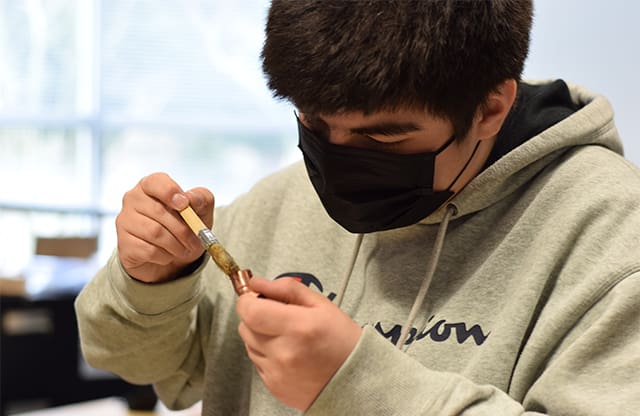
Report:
444,140,482,190
434,134,456,155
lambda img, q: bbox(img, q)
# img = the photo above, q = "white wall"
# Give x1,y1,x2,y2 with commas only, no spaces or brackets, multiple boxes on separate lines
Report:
524,0,640,165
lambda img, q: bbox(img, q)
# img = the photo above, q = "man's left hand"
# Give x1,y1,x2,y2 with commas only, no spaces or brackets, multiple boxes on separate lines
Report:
236,276,362,411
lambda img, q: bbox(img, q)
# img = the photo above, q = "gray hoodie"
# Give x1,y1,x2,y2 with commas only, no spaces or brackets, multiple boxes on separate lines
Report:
75,81,640,415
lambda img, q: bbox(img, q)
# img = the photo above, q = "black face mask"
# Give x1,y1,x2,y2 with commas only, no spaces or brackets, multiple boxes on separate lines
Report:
297,116,479,233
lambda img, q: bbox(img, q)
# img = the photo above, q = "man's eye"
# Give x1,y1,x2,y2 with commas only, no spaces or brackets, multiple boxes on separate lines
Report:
364,135,404,150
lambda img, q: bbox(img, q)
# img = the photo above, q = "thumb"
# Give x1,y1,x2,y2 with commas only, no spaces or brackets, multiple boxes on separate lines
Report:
186,187,215,228
249,276,325,306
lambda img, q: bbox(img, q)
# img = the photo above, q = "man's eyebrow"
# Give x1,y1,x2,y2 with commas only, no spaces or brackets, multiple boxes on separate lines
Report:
350,121,422,136
302,113,423,136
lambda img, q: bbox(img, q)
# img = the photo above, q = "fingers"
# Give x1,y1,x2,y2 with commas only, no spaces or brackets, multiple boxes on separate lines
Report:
237,294,299,336
117,206,195,261
139,173,187,210
248,276,325,307
235,277,362,411
138,175,215,224
236,277,327,336
121,182,201,255
116,172,215,282
238,321,268,359
186,187,215,228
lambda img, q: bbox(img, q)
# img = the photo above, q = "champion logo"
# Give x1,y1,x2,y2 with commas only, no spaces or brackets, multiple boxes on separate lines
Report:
274,272,490,346
274,272,338,301
375,318,489,346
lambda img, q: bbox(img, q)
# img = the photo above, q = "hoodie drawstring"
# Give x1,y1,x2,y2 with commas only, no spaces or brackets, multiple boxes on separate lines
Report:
395,204,457,349
335,233,364,308
333,205,456,350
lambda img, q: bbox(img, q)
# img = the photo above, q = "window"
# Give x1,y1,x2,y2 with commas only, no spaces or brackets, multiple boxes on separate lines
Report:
0,0,297,286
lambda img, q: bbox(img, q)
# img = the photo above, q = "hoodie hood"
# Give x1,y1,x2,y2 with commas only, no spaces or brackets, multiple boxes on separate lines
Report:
420,80,623,225
339,80,627,349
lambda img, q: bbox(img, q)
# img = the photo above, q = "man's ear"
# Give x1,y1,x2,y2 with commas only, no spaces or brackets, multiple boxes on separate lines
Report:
474,79,518,141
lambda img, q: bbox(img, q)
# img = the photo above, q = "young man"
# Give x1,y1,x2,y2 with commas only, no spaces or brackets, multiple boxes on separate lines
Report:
76,1,640,414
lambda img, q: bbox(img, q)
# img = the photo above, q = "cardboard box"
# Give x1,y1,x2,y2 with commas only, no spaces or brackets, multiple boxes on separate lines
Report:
35,237,98,258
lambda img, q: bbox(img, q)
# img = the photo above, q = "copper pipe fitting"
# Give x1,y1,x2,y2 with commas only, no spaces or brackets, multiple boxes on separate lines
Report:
229,269,253,296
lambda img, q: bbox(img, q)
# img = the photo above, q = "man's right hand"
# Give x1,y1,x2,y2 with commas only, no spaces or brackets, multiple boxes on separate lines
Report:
115,172,215,283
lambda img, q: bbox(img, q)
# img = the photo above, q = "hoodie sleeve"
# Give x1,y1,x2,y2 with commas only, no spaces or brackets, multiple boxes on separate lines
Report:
74,251,209,410
306,273,640,416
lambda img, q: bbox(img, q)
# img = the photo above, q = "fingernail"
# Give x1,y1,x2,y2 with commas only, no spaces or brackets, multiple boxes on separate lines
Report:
172,193,188,210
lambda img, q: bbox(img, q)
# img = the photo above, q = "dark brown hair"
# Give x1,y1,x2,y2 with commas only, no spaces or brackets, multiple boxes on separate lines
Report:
262,0,533,139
